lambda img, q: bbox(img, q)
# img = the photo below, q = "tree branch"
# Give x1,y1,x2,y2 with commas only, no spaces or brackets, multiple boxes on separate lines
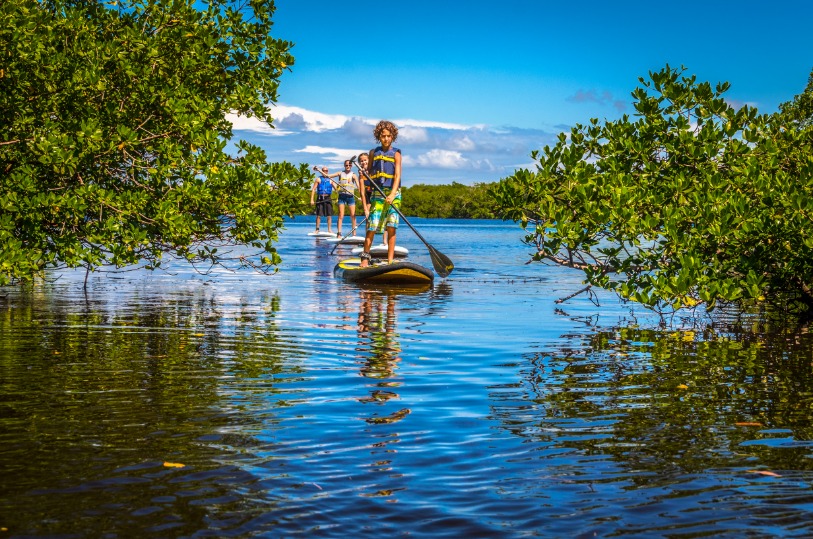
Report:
555,285,593,304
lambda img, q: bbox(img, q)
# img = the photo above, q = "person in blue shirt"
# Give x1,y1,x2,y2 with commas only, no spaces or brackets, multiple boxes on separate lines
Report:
359,121,401,266
310,166,335,234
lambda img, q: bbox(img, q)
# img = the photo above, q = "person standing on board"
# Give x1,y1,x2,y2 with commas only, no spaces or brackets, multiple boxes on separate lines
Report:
357,152,388,246
358,153,372,214
359,121,401,267
310,166,334,234
322,160,360,237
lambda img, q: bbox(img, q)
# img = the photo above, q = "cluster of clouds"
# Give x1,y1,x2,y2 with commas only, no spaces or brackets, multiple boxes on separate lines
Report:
226,105,564,185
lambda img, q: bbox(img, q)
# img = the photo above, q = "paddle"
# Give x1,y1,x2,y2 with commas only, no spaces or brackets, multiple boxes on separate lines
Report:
350,155,454,278
329,217,368,255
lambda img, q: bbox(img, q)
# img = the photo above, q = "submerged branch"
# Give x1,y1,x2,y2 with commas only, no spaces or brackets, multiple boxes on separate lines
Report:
555,285,593,304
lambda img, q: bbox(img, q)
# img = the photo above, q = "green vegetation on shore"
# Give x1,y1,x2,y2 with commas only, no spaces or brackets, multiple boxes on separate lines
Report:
400,182,496,219
296,181,497,219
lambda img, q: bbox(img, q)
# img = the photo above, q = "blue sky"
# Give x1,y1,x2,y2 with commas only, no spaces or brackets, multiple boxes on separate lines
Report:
230,0,813,185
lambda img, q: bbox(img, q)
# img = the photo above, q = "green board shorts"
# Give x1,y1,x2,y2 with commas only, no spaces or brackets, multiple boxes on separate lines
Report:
367,189,400,233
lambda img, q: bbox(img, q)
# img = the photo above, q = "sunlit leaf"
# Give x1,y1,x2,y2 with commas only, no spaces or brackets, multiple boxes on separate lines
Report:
746,470,781,477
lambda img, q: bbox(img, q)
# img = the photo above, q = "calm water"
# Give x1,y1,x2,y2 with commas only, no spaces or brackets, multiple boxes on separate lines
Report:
2,218,813,538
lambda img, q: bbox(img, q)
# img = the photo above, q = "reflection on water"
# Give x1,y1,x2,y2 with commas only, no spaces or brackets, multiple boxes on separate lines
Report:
355,288,407,425
2,218,813,537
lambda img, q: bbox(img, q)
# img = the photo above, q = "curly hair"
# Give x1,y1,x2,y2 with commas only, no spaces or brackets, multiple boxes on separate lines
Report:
373,120,398,142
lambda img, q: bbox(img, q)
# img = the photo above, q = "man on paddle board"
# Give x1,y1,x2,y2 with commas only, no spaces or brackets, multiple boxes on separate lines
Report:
359,121,401,267
310,166,335,234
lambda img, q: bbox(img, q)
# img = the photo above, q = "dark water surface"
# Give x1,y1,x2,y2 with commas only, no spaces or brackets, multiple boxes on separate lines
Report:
2,218,813,538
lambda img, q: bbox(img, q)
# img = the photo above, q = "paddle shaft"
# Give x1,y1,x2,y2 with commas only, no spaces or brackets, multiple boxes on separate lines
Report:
329,216,368,255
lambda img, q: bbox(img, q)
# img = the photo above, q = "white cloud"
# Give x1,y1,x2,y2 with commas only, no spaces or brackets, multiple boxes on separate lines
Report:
342,117,377,139
231,104,489,139
228,103,560,184
480,159,498,172
412,149,469,169
272,104,481,133
448,136,476,151
392,116,480,131
273,105,350,132
225,113,289,136
294,146,362,166
398,126,429,144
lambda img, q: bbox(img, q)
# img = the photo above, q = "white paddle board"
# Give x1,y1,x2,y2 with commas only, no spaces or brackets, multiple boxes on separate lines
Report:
351,245,409,258
307,231,337,238
325,235,365,245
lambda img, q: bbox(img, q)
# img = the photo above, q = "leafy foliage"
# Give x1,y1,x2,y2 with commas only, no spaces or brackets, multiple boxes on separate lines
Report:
0,0,310,285
491,65,813,315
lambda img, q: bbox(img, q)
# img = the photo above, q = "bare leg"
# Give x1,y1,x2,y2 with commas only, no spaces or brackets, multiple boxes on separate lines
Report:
337,204,345,236
360,230,375,267
349,204,357,232
386,227,396,264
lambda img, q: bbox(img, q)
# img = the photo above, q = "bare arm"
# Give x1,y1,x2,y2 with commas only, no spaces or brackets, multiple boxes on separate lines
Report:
387,150,402,204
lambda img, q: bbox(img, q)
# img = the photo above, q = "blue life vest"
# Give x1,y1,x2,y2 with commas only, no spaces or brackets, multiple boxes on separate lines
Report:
370,146,400,189
316,175,333,195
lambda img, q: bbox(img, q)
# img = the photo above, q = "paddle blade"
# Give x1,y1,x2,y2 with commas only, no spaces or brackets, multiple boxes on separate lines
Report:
428,245,454,278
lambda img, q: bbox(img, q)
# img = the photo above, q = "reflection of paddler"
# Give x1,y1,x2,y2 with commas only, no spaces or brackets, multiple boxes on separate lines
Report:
356,289,410,425
365,407,410,425
357,290,401,379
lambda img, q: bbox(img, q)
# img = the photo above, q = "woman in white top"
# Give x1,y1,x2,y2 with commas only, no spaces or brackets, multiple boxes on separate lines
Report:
325,160,360,237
